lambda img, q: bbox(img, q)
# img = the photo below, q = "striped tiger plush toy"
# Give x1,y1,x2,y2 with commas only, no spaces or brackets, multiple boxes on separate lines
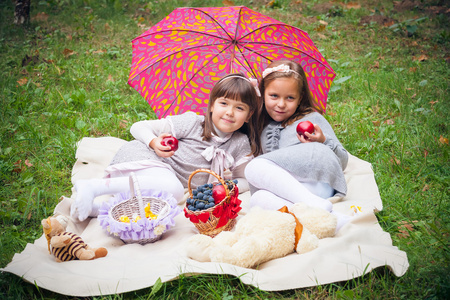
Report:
42,215,107,262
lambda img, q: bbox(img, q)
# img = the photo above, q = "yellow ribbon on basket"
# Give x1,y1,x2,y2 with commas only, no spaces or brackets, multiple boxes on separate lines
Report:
278,206,303,249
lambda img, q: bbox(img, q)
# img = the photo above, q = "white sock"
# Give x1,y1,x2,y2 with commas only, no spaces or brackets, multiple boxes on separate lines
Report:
70,167,184,222
250,190,294,210
331,210,353,233
245,158,332,212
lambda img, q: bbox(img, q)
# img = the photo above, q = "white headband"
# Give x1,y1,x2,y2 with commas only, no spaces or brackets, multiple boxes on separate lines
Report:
262,64,300,78
220,75,261,97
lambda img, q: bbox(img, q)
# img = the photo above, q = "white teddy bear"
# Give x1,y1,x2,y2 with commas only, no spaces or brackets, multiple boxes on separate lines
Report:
186,203,337,268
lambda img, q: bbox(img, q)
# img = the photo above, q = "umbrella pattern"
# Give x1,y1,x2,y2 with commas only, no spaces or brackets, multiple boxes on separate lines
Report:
128,6,335,118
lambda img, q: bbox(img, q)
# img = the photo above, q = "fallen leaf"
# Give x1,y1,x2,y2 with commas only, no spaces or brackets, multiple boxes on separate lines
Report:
32,12,49,22
317,33,327,39
422,184,430,191
108,74,114,82
105,23,110,31
385,20,396,27
411,93,416,98
424,149,428,158
409,67,417,72
439,135,449,145
17,78,28,86
399,220,418,231
24,159,33,167
63,48,75,57
390,156,400,165
319,20,328,26
223,0,235,6
429,100,438,105
385,119,395,125
119,120,128,128
371,61,380,69
27,212,32,220
93,49,106,54
397,230,410,239
315,24,326,32
414,54,428,61
345,2,361,9
372,120,381,126
12,160,23,173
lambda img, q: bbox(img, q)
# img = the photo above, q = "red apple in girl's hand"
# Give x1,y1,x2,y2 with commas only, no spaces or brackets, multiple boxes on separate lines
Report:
296,121,314,137
161,136,179,151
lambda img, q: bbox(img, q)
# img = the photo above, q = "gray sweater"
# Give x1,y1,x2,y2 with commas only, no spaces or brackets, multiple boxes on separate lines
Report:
259,112,348,196
110,112,252,188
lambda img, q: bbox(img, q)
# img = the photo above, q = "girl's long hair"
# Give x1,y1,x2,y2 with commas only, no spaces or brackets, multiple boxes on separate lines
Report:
256,60,323,137
203,73,262,156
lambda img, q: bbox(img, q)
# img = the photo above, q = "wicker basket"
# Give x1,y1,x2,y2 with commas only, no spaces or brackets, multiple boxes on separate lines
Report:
99,172,179,245
183,169,241,237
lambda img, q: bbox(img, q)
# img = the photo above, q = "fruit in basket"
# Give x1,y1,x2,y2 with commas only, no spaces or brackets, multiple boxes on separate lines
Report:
296,121,314,138
212,185,226,204
161,136,179,151
187,180,238,211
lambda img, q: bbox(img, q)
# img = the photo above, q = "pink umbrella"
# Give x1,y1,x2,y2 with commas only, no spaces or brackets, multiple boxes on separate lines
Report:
128,6,335,118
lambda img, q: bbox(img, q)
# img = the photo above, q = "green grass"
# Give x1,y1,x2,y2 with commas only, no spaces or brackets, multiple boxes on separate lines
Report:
1,0,449,299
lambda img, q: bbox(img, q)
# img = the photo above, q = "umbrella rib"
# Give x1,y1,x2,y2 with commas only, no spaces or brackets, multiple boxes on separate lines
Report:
160,43,235,118
190,7,235,41
236,23,305,42
239,41,335,73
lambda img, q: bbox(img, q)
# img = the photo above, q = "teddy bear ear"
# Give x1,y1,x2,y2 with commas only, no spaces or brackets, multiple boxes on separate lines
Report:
41,218,50,228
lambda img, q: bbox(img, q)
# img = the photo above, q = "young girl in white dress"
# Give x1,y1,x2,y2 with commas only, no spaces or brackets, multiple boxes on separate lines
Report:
71,73,262,222
245,60,348,212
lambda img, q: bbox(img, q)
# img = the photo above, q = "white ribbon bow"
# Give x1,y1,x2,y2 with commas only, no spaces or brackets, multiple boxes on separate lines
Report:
201,146,235,182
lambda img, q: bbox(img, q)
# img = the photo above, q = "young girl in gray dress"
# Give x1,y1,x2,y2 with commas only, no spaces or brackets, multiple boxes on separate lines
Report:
71,73,262,222
245,60,348,212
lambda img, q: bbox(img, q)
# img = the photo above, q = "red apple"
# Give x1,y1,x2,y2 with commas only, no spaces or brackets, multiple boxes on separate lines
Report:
212,184,227,204
296,121,314,138
161,136,179,151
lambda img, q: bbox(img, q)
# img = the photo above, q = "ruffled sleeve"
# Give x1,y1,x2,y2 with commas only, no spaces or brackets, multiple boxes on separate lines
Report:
262,122,284,153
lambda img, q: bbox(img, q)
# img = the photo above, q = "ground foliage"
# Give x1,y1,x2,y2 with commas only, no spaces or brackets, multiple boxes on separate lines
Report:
0,0,449,299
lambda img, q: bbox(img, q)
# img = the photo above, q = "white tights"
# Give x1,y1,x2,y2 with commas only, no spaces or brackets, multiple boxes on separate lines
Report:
245,158,334,211
70,167,184,222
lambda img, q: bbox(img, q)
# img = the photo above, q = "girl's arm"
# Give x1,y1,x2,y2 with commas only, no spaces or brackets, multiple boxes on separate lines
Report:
323,134,348,170
130,118,173,147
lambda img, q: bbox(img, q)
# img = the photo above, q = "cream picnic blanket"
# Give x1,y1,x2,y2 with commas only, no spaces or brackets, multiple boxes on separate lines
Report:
1,137,409,297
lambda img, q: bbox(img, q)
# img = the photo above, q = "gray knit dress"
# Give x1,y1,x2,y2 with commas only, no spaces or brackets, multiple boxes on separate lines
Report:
258,112,348,196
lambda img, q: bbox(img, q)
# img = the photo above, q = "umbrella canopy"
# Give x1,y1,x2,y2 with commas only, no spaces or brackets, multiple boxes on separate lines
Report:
128,6,335,118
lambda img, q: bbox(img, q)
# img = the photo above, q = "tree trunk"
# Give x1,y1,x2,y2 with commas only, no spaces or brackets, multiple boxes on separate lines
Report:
14,0,31,25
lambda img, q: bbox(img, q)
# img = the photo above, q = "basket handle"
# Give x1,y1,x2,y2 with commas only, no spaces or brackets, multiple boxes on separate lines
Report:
129,172,146,219
187,169,230,199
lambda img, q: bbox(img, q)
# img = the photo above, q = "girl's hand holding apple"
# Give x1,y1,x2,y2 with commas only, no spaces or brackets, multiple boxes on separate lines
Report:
296,122,326,144
150,133,178,157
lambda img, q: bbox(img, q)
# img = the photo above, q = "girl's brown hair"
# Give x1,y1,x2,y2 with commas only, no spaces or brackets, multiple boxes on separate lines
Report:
203,73,262,156
257,60,323,135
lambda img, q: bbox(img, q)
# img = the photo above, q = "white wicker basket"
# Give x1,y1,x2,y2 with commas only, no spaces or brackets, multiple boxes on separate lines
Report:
99,172,179,245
